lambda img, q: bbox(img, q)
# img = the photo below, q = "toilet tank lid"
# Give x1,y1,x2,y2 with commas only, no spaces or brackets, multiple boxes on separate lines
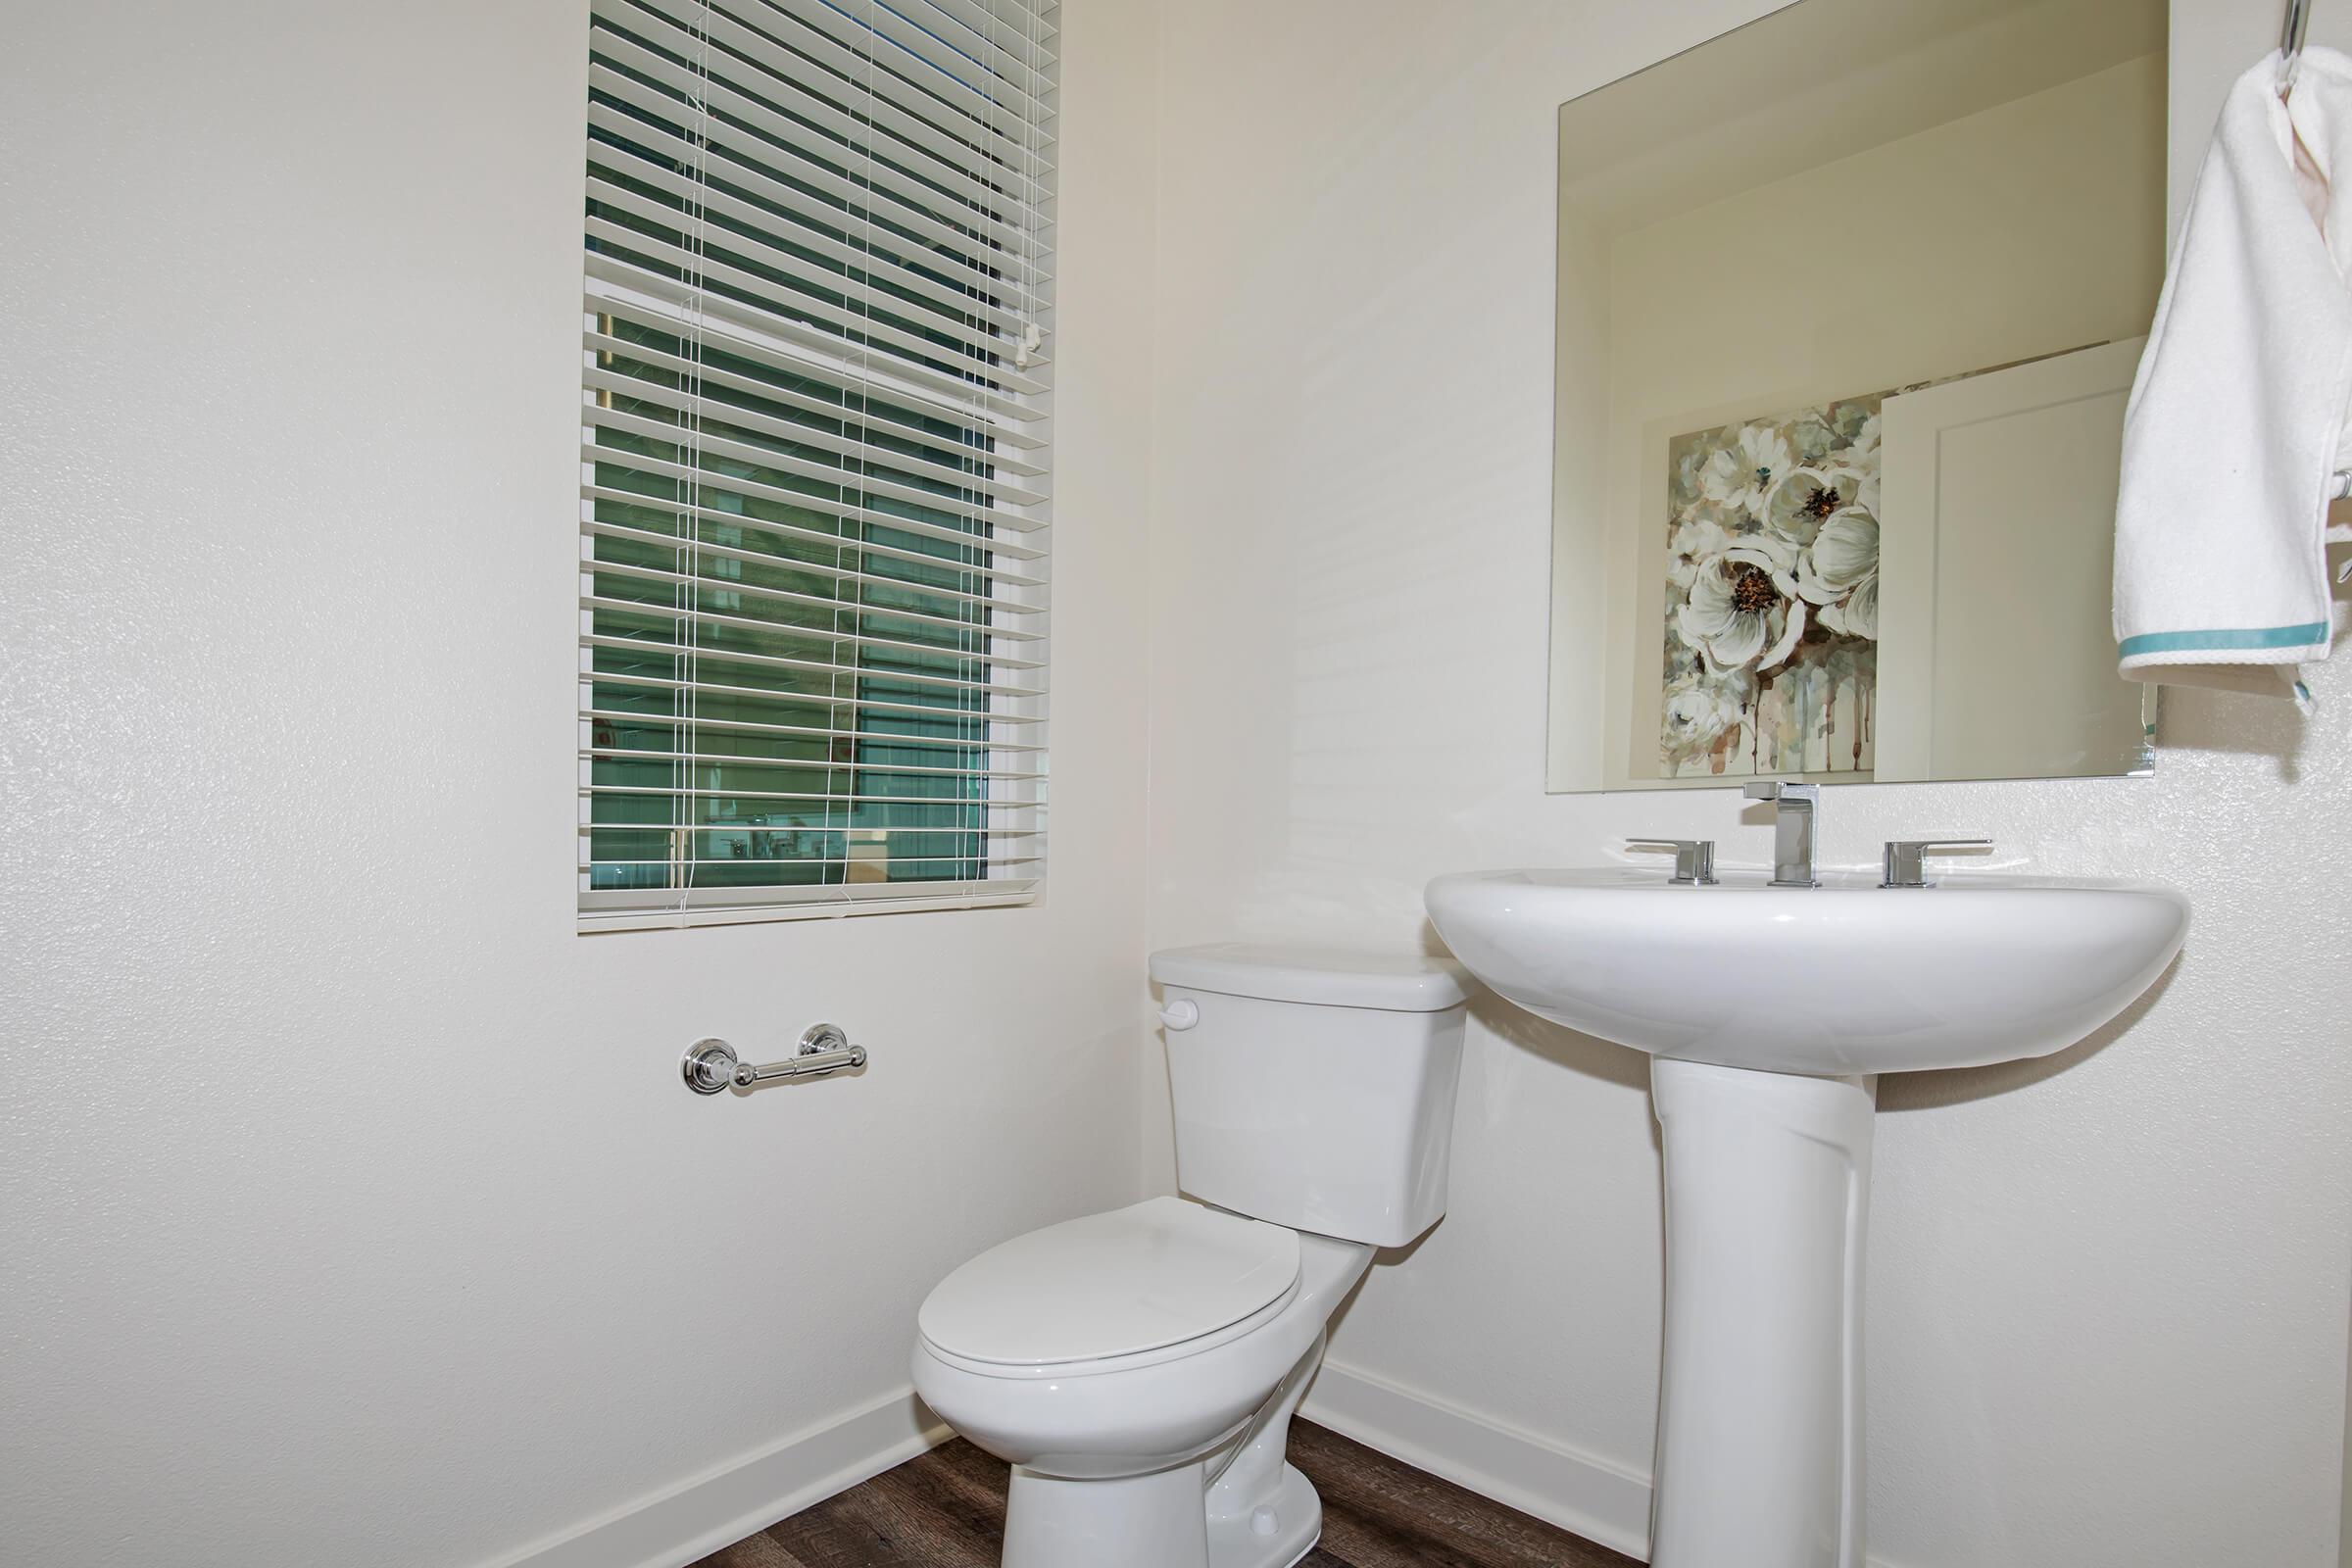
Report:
1149,943,1470,1011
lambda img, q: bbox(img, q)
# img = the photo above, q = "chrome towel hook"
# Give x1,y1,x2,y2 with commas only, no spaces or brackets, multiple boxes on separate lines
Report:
682,1023,868,1095
2284,0,2315,91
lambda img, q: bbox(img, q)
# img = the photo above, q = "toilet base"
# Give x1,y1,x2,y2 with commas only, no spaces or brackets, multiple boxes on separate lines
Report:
1001,1459,1322,1568
1205,1461,1321,1568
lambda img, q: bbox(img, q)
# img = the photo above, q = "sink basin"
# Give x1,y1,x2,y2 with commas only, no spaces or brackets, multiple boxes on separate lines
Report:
1425,867,2189,1076
1425,862,2187,1568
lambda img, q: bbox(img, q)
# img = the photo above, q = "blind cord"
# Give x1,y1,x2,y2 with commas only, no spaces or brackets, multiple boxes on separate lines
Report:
672,0,714,914
832,0,881,892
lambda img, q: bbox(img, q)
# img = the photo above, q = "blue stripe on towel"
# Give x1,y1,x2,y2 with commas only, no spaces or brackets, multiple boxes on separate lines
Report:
2118,622,2330,658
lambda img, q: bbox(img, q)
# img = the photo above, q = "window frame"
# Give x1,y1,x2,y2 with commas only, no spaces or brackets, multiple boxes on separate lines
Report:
573,0,1054,933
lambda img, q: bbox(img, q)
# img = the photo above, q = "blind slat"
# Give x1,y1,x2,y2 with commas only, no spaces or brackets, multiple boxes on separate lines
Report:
587,783,1044,808
578,436,1047,562
895,0,1060,87
583,97,1045,296
581,120,1036,341
582,217,1049,401
611,0,1054,172
910,0,1057,74
581,686,1047,749
583,554,1043,642
583,747,1044,783
585,251,1045,424
580,489,1047,589
583,364,1049,507
576,592,1044,671
580,818,1044,836
583,708,1038,749
587,23,1051,233
577,881,1042,932
586,282,1048,446
581,664,1044,730
619,0,1059,161
760,0,1055,130
582,328,1045,483
585,325,1044,477
584,403,1030,532
579,632,1044,703
582,90,1049,311
583,518,1045,613
582,171,1037,369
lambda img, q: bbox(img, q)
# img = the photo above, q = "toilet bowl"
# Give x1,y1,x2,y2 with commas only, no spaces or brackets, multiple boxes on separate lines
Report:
910,945,1469,1568
914,1198,1373,1568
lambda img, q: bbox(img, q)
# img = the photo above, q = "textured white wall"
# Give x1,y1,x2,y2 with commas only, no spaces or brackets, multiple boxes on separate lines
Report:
1140,2,2352,1564
0,3,1156,1565
9,3,2349,1566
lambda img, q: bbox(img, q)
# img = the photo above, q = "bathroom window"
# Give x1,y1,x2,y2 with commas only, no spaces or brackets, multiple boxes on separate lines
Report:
576,0,1054,930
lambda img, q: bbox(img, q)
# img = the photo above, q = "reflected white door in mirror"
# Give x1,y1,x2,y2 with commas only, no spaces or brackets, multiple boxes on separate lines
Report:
1426,853,2188,1568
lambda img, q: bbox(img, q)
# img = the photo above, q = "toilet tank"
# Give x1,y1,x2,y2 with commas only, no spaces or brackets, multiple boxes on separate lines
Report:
1148,944,1470,1249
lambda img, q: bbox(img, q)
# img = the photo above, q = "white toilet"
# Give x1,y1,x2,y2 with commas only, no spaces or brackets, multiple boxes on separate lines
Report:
910,944,1469,1568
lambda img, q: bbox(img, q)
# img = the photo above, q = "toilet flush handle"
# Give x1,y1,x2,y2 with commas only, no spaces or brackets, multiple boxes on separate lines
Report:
1158,998,1200,1031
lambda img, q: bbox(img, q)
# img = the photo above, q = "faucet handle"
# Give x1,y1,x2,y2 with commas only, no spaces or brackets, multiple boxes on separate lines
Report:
1880,837,1990,889
1628,838,1718,886
1743,779,1819,803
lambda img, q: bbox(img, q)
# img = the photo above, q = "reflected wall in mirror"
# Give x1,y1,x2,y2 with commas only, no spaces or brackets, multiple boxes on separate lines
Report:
1546,0,2166,793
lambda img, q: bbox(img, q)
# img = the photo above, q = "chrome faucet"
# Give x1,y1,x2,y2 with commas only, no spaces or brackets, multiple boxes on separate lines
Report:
1743,780,1821,888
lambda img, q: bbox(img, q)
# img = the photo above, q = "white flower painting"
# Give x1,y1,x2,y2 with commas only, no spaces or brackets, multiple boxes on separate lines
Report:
1661,396,1882,778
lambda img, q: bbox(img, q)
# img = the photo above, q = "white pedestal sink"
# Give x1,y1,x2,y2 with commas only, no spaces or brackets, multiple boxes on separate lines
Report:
1425,867,2188,1568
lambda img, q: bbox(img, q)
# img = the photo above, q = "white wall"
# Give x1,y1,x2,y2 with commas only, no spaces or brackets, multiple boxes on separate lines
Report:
1141,2,2352,1564
0,3,1158,1566
9,5,2350,1568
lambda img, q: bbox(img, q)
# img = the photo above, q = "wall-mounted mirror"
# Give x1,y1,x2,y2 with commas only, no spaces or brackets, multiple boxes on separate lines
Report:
1546,0,2166,793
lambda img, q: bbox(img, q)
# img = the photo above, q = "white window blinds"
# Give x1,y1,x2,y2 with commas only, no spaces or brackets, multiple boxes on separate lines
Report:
577,0,1054,930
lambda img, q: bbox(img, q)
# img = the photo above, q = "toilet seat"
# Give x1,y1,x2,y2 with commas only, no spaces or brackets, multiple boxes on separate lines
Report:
918,1197,1301,1370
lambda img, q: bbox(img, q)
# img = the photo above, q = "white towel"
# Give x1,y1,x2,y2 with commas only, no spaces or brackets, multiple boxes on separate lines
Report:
2114,47,2352,702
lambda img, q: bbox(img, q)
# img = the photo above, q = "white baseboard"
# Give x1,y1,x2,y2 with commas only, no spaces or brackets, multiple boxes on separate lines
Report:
477,1361,1912,1568
480,1388,949,1568
1300,1359,1656,1561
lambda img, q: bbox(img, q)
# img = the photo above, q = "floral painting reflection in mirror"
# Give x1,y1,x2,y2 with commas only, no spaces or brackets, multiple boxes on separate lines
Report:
1661,394,1884,778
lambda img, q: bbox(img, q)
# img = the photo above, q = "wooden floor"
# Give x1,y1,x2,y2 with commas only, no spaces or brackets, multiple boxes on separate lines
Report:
692,1421,1639,1568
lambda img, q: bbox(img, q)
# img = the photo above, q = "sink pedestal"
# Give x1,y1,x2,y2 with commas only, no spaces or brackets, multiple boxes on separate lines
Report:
1649,1059,1877,1568
1425,866,2190,1565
